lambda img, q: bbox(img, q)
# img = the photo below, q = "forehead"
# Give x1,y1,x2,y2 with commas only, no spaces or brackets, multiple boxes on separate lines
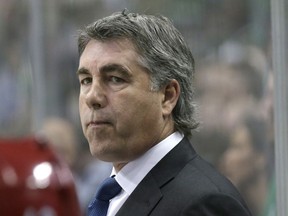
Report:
80,38,138,61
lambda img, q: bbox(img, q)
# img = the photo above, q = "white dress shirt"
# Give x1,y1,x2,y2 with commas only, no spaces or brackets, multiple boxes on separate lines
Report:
107,132,184,216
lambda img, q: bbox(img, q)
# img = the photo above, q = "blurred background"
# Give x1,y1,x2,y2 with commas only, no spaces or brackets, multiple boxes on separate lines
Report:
0,0,275,216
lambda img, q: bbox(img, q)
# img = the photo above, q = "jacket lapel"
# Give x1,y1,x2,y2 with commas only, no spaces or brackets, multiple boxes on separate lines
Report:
115,172,162,216
116,137,197,216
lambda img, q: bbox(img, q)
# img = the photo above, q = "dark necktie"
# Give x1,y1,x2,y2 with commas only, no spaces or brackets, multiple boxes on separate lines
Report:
87,177,122,216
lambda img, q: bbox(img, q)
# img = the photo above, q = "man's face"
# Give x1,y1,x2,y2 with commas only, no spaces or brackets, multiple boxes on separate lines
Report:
78,39,173,166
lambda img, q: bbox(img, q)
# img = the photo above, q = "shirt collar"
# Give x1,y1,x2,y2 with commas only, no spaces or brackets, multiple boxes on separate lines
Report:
112,132,184,195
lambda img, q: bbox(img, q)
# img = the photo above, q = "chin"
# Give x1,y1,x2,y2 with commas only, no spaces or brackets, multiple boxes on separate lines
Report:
89,145,115,161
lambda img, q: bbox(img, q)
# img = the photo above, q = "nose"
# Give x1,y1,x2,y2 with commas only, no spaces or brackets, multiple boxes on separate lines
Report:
85,79,107,109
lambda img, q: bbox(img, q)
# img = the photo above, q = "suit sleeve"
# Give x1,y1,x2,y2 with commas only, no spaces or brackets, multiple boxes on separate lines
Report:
181,193,252,216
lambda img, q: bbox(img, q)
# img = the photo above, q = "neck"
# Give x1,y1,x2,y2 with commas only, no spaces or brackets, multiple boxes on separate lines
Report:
112,118,176,172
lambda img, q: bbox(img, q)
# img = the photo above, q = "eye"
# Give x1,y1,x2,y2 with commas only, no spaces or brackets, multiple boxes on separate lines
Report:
109,76,125,84
80,77,92,85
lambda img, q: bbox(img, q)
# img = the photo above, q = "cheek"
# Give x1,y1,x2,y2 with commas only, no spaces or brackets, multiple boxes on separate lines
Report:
78,96,88,130
113,93,162,136
78,94,84,111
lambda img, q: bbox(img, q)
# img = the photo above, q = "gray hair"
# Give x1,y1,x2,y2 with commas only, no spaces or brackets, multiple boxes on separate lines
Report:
78,10,199,136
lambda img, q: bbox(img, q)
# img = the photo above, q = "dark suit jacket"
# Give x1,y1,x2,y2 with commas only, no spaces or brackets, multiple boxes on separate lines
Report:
116,137,252,216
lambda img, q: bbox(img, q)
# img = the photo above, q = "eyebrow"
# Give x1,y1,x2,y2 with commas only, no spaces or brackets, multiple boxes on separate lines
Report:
99,63,132,78
76,63,132,78
76,67,89,76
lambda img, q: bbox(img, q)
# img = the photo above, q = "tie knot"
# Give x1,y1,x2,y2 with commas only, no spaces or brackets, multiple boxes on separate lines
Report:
87,177,122,216
95,177,122,201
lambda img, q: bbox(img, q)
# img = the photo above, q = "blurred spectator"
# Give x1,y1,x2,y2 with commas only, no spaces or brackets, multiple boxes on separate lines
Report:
219,113,269,216
40,117,78,168
40,117,112,214
192,45,275,216
193,57,265,165
0,43,30,136
195,60,264,131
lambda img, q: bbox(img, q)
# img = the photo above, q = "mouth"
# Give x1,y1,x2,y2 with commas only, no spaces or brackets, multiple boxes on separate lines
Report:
87,120,112,128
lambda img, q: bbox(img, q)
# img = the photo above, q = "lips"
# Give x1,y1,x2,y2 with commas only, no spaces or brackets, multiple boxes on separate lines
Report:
87,120,112,127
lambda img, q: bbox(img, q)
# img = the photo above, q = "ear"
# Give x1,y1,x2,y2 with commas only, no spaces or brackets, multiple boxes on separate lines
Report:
161,79,180,117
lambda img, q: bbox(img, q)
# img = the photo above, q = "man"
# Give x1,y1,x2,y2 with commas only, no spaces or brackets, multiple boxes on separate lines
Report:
77,10,252,216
